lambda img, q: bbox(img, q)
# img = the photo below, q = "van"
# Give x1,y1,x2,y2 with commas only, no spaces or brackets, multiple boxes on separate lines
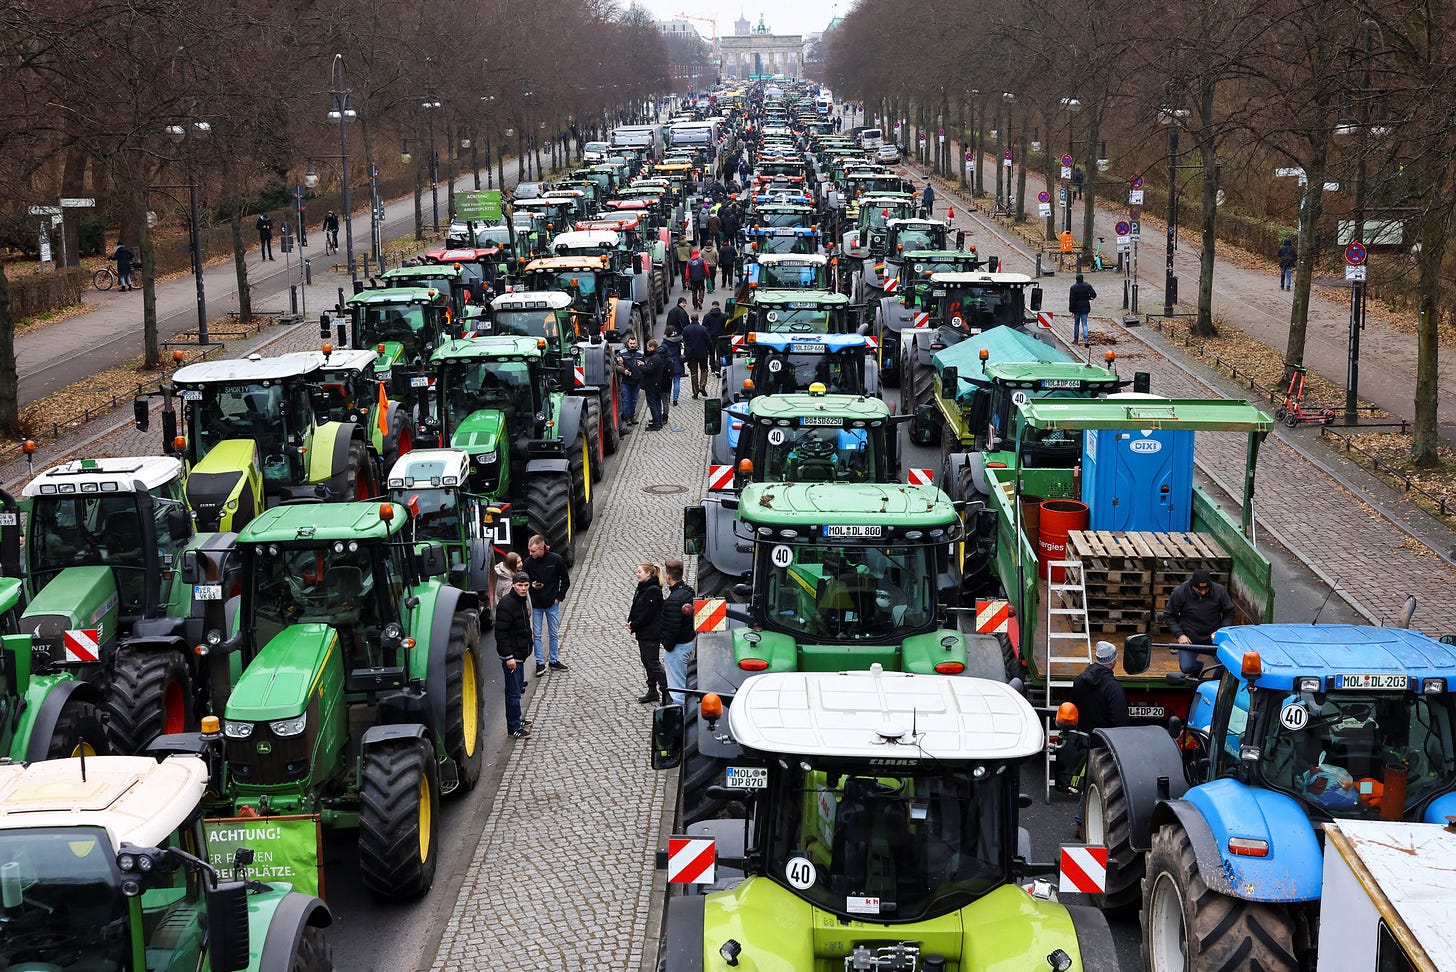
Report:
859,127,883,150
611,125,660,156
668,120,718,149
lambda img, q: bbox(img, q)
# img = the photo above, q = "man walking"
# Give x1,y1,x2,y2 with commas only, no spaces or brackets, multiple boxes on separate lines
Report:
660,559,696,706
1068,273,1097,345
682,314,711,398
702,300,728,376
1056,641,1130,793
494,571,535,739
921,180,936,217
666,296,690,336
640,339,668,430
718,239,737,290
255,213,275,262
524,534,571,676
685,249,708,310
1277,238,1297,291
1163,568,1235,676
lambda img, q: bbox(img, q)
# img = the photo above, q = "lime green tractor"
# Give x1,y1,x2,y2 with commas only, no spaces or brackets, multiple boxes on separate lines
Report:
19,456,241,754
153,500,484,901
0,754,333,971
282,346,415,475
137,354,375,534
422,336,594,565
649,668,1120,971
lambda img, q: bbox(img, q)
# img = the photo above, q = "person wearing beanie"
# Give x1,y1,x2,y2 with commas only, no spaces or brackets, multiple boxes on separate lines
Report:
494,570,536,739
1163,568,1235,676
1054,640,1131,794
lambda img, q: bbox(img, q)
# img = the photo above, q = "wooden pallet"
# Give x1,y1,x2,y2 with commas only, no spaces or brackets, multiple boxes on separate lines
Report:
1069,529,1236,632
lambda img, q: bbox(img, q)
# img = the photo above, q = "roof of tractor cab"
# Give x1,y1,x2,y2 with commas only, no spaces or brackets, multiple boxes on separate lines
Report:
903,250,981,268
382,264,462,280
525,255,610,272
984,360,1121,385
238,500,405,542
491,290,572,310
25,455,184,496
745,393,890,421
313,347,383,372
728,668,1043,760
345,286,443,306
1215,624,1456,689
0,755,208,849
387,448,471,488
738,481,957,527
750,289,848,306
888,218,948,230
755,253,828,267
174,353,319,385
431,336,546,362
930,271,1035,287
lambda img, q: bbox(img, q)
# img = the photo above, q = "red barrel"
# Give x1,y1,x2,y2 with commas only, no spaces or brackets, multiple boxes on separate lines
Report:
1038,499,1089,581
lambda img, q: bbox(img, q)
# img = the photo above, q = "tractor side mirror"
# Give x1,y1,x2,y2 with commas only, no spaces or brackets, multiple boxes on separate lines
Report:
651,703,684,770
704,400,722,435
1030,287,1044,311
203,880,251,972
683,505,707,556
161,406,178,451
1134,371,1151,394
133,397,149,432
167,506,194,542
1441,635,1456,646
956,229,966,250
352,280,365,296
1123,634,1152,675
319,313,331,340
941,367,958,394
415,542,449,577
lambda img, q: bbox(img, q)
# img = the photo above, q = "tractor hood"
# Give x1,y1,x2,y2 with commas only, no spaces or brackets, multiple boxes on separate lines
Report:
449,409,506,456
373,342,407,369
226,623,337,722
187,439,256,528
22,566,119,655
732,627,967,675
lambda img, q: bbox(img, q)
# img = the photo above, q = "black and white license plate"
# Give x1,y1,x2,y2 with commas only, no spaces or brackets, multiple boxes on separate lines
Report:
1129,705,1166,719
823,524,881,539
1335,673,1409,690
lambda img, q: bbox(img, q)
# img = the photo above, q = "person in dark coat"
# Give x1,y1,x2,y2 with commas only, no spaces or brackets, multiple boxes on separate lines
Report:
628,563,670,704
1277,238,1297,290
685,248,709,310
1163,568,1235,676
682,315,712,398
702,301,728,375
255,213,275,261
494,572,535,738
640,338,668,429
921,181,936,217
524,534,571,676
1068,273,1097,344
659,559,696,706
717,240,738,290
617,334,644,427
665,297,690,336
1056,641,1130,792
109,241,137,291
662,325,686,406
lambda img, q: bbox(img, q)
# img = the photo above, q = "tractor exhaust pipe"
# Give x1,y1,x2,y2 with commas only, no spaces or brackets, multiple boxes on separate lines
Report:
1397,596,1418,629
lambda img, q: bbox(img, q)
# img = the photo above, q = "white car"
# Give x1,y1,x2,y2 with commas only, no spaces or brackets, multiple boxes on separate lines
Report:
583,141,610,162
876,143,901,164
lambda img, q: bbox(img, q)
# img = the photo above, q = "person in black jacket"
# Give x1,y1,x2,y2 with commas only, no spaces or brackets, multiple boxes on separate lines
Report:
524,535,571,677
665,297,690,336
1163,568,1235,676
494,572,535,738
1068,273,1097,344
659,559,696,706
1056,641,1129,792
682,315,712,398
702,301,728,376
640,339,668,429
617,335,644,428
628,563,670,704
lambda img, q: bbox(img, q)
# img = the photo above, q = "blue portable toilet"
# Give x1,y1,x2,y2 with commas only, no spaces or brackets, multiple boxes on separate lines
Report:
1080,428,1194,532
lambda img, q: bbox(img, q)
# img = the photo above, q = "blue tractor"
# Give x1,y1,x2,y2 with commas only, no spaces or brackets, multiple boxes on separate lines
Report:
1082,624,1456,971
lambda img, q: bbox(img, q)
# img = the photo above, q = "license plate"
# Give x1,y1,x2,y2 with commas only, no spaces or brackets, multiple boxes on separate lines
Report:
193,584,222,601
0,513,15,527
725,766,768,789
410,376,431,388
799,416,841,426
179,390,202,401
788,342,825,353
1335,673,1409,690
1129,705,1165,719
823,524,881,539
1041,379,1082,389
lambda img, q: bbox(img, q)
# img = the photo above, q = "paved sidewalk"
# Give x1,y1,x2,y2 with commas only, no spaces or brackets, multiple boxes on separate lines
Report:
911,165,1456,634
429,312,708,971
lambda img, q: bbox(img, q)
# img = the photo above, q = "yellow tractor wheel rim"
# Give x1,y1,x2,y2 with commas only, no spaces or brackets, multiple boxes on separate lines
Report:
581,438,591,505
462,650,479,758
71,741,97,759
418,774,432,862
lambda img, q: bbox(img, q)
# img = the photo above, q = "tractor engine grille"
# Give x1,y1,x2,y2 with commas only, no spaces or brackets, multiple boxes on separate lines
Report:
227,698,319,786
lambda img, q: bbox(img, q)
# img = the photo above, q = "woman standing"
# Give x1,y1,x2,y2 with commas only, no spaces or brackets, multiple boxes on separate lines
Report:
628,563,669,704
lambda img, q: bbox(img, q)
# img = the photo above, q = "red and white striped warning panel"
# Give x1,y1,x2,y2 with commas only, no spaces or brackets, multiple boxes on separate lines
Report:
730,335,747,350
707,465,734,491
573,365,586,387
976,599,1011,634
862,335,879,349
912,311,931,328
883,276,899,293
694,598,728,633
907,468,934,486
63,629,100,664
667,836,716,884
1059,845,1108,894
1037,310,1054,330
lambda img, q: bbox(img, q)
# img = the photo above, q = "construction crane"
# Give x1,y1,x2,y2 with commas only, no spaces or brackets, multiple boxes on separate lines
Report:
673,12,719,61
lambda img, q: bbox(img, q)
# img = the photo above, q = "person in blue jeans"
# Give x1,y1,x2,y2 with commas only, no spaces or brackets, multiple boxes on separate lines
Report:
659,559,696,706
1068,273,1097,344
524,534,571,677
617,335,644,427
493,572,535,739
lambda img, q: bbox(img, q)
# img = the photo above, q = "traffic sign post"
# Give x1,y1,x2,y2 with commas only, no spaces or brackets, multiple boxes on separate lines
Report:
1345,239,1367,426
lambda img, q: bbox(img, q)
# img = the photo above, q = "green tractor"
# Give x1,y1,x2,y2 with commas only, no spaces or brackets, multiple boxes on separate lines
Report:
423,335,594,565
279,346,415,474
0,754,333,971
137,354,376,534
378,263,479,323
154,500,484,900
649,668,1120,971
19,456,241,754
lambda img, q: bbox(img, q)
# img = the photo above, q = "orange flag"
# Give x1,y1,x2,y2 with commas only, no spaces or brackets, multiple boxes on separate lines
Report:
376,381,389,437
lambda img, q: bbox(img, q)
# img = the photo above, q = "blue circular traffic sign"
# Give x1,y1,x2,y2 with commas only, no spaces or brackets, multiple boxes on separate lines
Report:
1345,241,1367,265
1115,221,1131,235
1038,191,1051,203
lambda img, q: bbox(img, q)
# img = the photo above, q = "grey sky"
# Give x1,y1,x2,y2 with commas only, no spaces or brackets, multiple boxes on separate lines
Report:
629,0,844,39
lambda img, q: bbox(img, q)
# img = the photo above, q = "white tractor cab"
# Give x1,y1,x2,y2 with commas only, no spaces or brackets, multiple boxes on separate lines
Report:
386,448,498,596
0,754,330,971
744,253,831,291
651,666,1120,969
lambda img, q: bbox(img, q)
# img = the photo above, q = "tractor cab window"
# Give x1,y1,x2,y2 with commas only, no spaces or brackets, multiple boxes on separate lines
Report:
938,288,1016,333
894,228,941,252
28,495,149,615
759,211,811,229
759,541,936,642
0,827,130,970
492,309,563,342
1256,688,1456,818
754,424,874,483
752,351,862,396
248,542,385,668
748,307,833,334
393,488,462,545
441,360,535,432
766,764,1006,922
356,304,429,355
991,388,1082,461
190,381,289,460
760,263,824,289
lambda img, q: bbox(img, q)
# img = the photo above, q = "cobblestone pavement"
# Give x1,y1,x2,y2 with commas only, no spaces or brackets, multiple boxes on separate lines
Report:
429,307,711,971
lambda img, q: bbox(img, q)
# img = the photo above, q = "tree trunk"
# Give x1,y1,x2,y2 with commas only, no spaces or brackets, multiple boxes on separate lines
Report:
1284,134,1329,373
1015,127,1028,223
61,148,89,265
958,98,969,192
414,158,424,242
975,100,986,197
231,211,252,324
1041,111,1056,240
0,260,18,434
1193,87,1219,337
139,204,160,369
1412,208,1447,468
1081,113,1101,262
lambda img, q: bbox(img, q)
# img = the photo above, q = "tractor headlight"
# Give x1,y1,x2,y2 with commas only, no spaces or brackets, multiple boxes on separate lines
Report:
383,621,404,646
477,452,498,465
224,720,253,739
270,715,308,737
117,853,136,872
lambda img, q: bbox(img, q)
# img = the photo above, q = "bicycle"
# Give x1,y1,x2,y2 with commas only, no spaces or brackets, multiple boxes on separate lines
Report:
92,265,119,291
324,229,339,256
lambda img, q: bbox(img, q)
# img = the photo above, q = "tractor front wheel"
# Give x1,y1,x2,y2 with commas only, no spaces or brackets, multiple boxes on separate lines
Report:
444,609,485,793
289,926,333,972
1142,823,1297,972
344,439,375,501
584,399,606,483
44,694,109,760
525,472,574,568
1084,747,1143,916
106,652,192,755
358,739,440,900
568,429,596,532
602,382,622,456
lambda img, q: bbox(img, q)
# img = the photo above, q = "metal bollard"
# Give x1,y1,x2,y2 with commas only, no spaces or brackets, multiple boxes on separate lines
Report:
289,285,298,316
304,259,313,286
1123,278,1129,309
1035,253,1042,278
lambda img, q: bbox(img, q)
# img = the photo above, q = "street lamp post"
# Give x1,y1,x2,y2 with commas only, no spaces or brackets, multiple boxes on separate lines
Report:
1159,107,1191,317
328,54,358,280
422,93,442,233
1061,98,1082,236
164,120,212,344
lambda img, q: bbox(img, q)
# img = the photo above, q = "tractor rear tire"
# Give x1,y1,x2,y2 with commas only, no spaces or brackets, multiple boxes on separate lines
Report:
568,430,596,533
290,925,333,972
1143,823,1297,972
359,739,440,900
901,341,935,414
44,695,109,759
603,383,622,456
681,716,728,826
443,609,485,793
106,652,192,755
584,398,606,482
525,472,575,568
1084,746,1144,916
344,439,374,502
